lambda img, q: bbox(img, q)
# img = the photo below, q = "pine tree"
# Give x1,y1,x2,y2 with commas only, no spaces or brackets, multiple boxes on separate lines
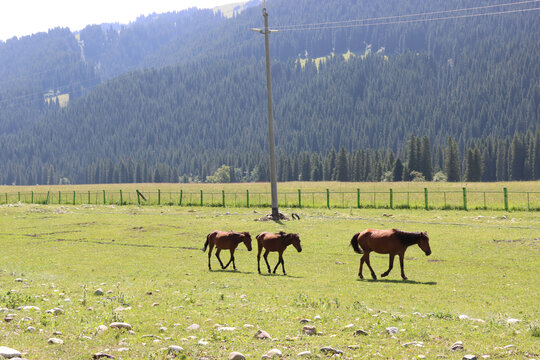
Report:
420,136,432,181
445,137,461,182
336,147,349,181
393,158,404,181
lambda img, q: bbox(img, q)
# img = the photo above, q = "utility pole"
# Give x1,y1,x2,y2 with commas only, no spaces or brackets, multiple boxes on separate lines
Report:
251,0,279,219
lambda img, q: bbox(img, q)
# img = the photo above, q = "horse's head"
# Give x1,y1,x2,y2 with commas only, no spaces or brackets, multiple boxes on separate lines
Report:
418,231,431,256
288,233,302,253
240,232,252,251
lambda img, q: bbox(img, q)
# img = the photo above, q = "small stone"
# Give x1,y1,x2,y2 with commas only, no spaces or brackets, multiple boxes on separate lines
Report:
94,288,104,296
0,346,22,359
451,341,464,351
21,306,40,311
187,323,200,331
348,345,360,349
354,329,369,336
47,337,64,345
254,330,271,339
463,356,477,360
4,314,16,322
109,322,132,331
403,341,424,348
159,326,167,332
26,326,37,333
152,303,159,307
386,327,399,334
503,345,516,349
52,331,62,336
298,350,311,356
458,315,470,320
267,349,282,357
106,290,113,294
314,315,322,321
218,326,236,332
198,339,208,346
506,318,520,324
229,351,246,360
46,307,64,315
168,345,184,353
96,325,108,333
243,324,255,328
302,325,317,335
320,346,343,355
299,319,311,324
93,353,115,359
14,278,23,282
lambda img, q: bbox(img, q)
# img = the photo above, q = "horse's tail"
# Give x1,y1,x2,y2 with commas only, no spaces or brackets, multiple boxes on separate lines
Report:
350,233,363,254
202,233,211,252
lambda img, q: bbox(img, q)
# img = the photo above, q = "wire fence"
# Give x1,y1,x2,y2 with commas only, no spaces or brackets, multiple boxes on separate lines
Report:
1,187,539,211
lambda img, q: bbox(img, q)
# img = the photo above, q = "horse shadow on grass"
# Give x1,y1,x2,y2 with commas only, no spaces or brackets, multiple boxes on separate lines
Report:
260,273,303,279
357,278,437,285
211,269,254,275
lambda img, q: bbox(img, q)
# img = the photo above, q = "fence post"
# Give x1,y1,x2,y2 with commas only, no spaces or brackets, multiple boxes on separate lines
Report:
137,189,141,205
58,191,61,204
503,187,508,211
389,189,393,209
158,189,161,205
179,189,183,206
357,188,360,208
103,190,106,205
46,191,50,204
326,189,330,209
483,192,486,209
5,193,7,204
222,190,226,208
246,190,250,208
444,192,447,209
31,191,34,204
73,191,76,205
18,192,20,203
462,187,467,211
88,191,91,204
200,190,203,207
527,192,530,211
119,190,123,206
424,188,429,210
298,189,302,208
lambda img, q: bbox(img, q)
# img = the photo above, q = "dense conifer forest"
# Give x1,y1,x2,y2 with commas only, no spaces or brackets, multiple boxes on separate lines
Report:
0,0,538,185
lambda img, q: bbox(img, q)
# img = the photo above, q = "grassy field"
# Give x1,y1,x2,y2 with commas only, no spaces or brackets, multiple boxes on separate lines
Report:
0,202,539,359
1,181,539,211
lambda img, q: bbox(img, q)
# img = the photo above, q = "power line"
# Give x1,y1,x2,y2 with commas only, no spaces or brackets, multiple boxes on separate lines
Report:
275,3,540,32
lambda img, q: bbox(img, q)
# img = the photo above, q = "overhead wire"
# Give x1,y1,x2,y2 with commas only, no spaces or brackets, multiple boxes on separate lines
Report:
271,0,540,30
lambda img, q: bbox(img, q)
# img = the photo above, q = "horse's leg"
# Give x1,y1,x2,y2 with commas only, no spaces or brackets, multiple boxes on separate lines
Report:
273,250,284,275
399,253,407,280
223,248,236,270
381,254,395,278
363,253,377,280
257,245,263,274
208,243,214,270
263,250,272,273
358,255,364,279
215,249,226,269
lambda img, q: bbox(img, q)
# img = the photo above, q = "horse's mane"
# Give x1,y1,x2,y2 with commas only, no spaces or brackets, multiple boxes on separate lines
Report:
393,229,422,246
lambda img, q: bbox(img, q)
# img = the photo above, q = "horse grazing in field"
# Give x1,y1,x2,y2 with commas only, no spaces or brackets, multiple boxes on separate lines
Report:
256,231,302,275
203,231,252,271
350,229,431,280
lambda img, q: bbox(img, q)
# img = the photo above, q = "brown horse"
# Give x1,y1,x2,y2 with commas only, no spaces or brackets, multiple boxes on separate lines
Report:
350,229,431,280
256,231,302,275
203,231,252,271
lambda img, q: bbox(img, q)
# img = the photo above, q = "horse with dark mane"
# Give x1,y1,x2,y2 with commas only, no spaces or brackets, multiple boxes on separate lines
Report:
350,229,431,280
203,231,252,271
256,231,302,275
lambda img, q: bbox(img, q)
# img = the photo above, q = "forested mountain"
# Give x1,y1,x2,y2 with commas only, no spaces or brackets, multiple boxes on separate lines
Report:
0,0,539,185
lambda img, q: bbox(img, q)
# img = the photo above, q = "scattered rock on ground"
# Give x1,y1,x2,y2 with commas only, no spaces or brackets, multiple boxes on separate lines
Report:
267,349,282,358
109,322,132,331
402,341,424,348
0,346,22,359
228,351,245,360
320,346,343,355
254,330,271,339
386,327,399,334
93,352,115,359
458,315,470,320
451,341,464,351
297,350,311,356
314,315,322,321
354,329,368,336
463,355,477,360
506,318,520,324
47,337,64,345
187,324,200,331
94,288,104,296
168,345,184,354
299,319,311,324
302,326,317,335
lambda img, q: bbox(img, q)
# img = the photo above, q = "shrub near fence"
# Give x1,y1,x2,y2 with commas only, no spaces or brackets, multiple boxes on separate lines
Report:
1,187,539,211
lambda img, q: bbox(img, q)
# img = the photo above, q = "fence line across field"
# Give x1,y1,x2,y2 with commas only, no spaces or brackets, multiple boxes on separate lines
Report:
2,187,539,211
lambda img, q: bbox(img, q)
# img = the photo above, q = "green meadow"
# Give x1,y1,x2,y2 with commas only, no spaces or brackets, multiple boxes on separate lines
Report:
0,197,539,359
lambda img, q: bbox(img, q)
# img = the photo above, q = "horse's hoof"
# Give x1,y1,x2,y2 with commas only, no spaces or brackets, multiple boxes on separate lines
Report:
402,277,408,280
381,273,388,277
283,273,287,276
372,275,377,280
